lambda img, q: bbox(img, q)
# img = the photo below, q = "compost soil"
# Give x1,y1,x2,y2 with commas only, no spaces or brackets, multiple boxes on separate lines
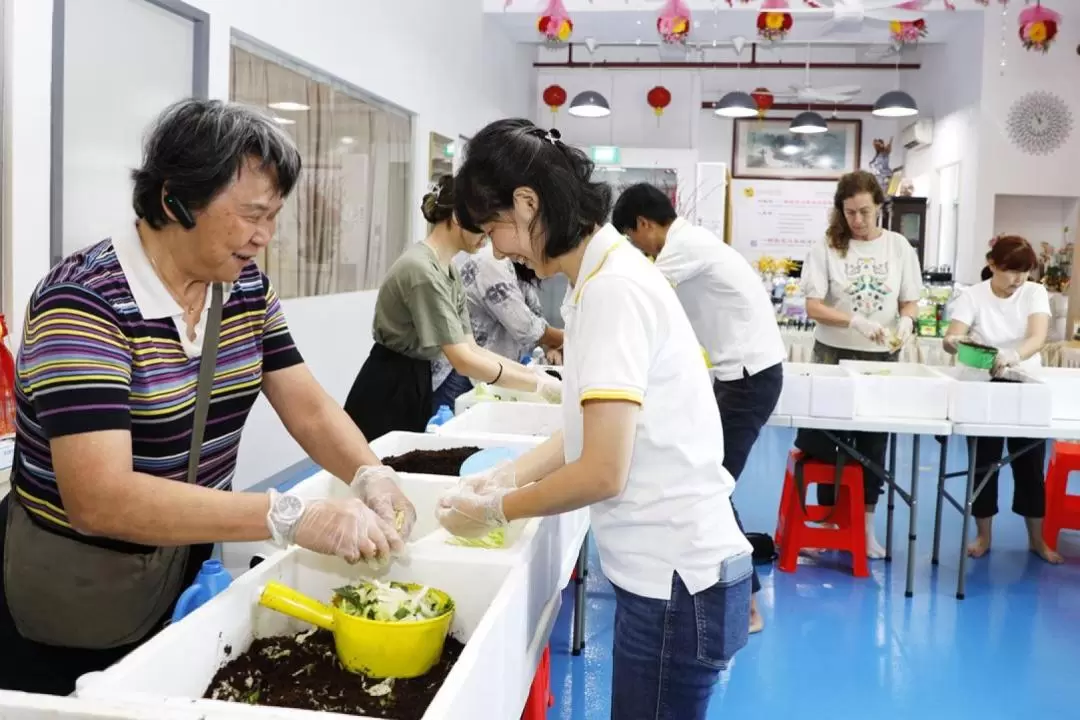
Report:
381,447,480,475
205,629,464,718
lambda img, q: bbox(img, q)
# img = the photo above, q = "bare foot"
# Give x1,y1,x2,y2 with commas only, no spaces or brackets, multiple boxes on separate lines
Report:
966,534,991,558
865,512,886,559
749,597,764,634
1030,540,1064,564
866,533,887,560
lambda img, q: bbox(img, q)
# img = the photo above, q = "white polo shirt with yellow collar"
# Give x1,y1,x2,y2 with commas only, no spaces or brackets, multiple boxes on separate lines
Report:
560,223,752,600
655,218,785,382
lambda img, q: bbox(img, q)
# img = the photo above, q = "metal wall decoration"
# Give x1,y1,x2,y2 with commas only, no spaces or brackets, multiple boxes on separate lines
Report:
1005,90,1073,155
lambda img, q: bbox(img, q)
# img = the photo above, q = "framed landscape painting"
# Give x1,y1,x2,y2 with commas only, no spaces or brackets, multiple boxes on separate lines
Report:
732,118,861,180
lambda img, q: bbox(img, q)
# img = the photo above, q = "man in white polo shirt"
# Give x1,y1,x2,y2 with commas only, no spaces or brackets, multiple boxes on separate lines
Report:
613,183,786,634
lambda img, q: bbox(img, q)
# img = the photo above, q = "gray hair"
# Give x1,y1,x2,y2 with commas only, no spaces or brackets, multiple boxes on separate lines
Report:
131,98,302,229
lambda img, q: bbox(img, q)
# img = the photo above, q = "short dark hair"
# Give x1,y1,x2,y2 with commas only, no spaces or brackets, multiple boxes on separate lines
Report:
611,183,678,234
987,235,1038,273
422,174,455,225
132,99,302,229
454,119,612,260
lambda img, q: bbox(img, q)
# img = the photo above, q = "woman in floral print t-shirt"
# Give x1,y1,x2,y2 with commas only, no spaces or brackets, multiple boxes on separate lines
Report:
799,170,923,560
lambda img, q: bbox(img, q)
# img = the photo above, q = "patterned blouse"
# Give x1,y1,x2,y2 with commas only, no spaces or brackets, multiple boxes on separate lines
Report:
431,244,547,389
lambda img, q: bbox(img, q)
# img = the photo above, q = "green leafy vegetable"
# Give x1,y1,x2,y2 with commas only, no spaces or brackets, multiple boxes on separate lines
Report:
331,580,453,623
446,527,507,549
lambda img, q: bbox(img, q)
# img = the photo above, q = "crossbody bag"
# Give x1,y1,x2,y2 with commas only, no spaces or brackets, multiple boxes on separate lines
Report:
3,283,224,649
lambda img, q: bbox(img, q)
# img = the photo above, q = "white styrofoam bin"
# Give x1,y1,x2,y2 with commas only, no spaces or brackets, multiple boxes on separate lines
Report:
773,363,813,417
1025,366,1080,421
453,384,548,415
436,401,562,440
76,548,534,720
0,691,210,719
804,363,857,419
839,360,951,420
933,366,1052,426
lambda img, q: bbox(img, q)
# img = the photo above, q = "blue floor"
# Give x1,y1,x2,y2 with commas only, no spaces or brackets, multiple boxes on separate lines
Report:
546,427,1080,719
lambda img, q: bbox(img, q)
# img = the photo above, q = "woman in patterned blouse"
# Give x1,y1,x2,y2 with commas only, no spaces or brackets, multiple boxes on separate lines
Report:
431,245,564,411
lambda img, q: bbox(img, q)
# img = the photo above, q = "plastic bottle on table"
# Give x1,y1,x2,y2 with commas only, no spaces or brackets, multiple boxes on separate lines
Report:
425,404,454,433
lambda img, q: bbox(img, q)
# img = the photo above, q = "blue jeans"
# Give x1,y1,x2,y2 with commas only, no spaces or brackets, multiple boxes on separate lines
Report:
610,567,752,720
431,370,473,415
712,363,783,594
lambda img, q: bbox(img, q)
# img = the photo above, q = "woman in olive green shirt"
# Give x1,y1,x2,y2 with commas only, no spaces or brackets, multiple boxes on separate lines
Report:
344,175,560,440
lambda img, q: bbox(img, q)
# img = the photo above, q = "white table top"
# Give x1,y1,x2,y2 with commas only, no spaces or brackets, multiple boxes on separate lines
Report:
766,414,793,428
951,420,1080,441
789,415,953,436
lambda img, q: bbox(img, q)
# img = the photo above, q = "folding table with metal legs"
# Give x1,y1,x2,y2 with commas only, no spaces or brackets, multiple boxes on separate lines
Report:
571,532,588,655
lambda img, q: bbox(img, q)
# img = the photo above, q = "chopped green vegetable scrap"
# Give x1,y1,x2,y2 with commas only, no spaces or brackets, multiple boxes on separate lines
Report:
331,580,452,622
446,527,507,549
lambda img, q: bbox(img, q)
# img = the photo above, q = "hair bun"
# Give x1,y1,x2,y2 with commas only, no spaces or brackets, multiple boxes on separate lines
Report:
421,192,440,224
548,128,561,141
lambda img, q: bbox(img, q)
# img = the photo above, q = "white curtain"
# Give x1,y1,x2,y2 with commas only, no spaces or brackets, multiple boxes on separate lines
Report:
230,45,411,297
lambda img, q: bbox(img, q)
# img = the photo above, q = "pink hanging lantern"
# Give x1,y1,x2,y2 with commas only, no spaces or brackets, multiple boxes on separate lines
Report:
657,0,692,44
537,0,573,45
1018,2,1061,53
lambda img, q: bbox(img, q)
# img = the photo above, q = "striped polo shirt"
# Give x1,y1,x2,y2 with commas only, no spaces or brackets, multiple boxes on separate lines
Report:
12,224,303,551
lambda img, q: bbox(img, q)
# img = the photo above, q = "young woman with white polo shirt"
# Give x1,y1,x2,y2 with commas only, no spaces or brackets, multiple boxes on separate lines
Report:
942,235,1061,564
612,182,785,635
435,119,753,719
800,170,923,559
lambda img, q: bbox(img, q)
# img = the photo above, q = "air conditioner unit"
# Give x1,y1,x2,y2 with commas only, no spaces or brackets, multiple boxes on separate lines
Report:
901,118,934,150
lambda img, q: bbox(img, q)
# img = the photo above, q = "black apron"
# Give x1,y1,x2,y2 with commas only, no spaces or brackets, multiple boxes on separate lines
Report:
344,343,433,441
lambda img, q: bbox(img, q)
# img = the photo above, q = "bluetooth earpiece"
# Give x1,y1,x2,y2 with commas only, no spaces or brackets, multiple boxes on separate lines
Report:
164,193,196,230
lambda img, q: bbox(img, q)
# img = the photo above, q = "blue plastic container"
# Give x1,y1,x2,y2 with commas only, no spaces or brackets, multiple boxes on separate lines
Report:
171,559,232,623
425,404,454,433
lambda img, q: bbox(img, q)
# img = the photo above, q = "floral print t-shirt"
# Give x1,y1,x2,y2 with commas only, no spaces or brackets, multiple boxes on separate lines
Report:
431,244,548,389
800,230,923,352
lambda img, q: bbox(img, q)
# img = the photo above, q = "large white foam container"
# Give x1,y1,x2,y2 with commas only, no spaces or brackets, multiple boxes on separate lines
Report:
0,691,211,719
801,363,857,419
452,384,551,415
934,366,1052,426
1025,366,1080,421
436,401,562,440
772,363,813,417
839,360,951,420
75,548,535,720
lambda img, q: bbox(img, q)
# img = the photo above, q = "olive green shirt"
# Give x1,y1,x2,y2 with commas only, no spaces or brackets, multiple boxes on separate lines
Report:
372,241,471,361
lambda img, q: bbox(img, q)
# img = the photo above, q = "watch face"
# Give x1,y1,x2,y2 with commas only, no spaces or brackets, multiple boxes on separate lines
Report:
276,494,304,522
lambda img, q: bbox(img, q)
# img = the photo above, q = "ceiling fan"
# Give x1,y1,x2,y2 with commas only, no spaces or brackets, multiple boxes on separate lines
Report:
775,82,861,103
788,0,929,36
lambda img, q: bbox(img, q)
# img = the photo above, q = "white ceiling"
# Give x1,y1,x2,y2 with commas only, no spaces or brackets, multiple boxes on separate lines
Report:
487,0,987,46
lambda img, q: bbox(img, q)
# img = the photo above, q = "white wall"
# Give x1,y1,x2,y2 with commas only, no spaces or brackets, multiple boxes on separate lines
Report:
900,17,985,280
6,0,535,489
62,0,196,255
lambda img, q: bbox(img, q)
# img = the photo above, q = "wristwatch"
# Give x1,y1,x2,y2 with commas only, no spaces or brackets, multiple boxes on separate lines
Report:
266,489,306,547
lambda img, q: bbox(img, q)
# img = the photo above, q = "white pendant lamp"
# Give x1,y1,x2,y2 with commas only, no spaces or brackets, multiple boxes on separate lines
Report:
790,111,828,134
568,90,611,118
872,90,919,118
714,91,758,118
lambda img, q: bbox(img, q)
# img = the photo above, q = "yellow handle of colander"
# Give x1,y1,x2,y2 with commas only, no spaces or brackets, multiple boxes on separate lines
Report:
259,581,335,631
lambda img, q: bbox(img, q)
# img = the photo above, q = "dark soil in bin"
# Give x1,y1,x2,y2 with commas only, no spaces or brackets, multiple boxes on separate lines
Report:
205,629,465,718
381,447,480,475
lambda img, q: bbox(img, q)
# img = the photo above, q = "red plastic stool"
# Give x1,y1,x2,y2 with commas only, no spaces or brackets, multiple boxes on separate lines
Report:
1043,441,1080,551
521,644,554,719
775,450,869,578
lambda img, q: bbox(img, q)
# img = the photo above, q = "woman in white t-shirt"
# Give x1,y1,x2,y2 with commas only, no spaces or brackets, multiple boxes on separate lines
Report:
437,120,753,719
800,170,923,559
942,235,1061,564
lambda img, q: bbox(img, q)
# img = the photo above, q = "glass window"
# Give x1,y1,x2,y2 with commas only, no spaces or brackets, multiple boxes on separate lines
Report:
230,43,412,298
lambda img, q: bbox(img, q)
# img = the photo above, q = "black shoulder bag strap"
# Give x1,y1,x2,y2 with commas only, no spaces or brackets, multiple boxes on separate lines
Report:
186,283,223,484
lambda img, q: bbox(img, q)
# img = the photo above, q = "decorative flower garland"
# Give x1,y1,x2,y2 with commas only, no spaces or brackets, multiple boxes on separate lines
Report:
537,0,573,45
657,0,692,44
757,0,793,41
1018,2,1060,53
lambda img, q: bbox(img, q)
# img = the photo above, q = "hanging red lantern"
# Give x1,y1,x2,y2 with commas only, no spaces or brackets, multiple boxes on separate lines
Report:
750,87,774,118
647,86,672,117
542,84,568,114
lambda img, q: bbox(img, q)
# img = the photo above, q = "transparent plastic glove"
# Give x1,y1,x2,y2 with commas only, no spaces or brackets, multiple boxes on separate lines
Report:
351,465,417,541
992,348,1021,377
459,460,517,495
895,316,914,345
435,487,509,539
533,369,563,404
290,497,404,565
849,314,886,344
545,347,563,366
